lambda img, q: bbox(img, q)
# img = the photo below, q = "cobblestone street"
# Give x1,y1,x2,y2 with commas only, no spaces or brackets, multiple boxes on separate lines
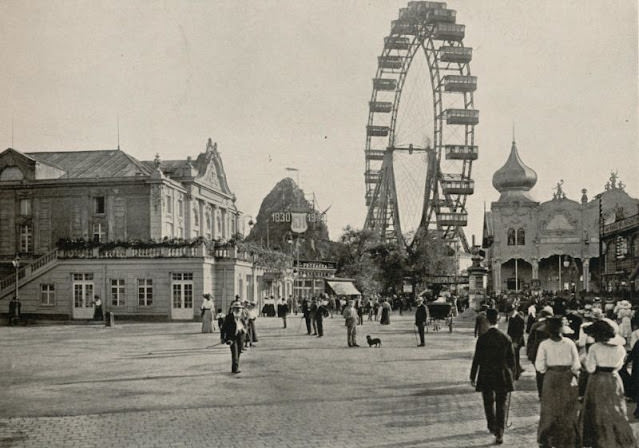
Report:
1,314,638,447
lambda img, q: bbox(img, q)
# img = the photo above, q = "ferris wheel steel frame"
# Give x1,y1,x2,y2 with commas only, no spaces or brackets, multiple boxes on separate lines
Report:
363,2,478,253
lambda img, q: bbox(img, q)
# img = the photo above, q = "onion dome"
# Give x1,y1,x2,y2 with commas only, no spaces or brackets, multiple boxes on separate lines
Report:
492,140,537,202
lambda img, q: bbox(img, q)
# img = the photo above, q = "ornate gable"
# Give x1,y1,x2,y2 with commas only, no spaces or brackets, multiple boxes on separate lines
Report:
0,148,37,181
195,138,233,196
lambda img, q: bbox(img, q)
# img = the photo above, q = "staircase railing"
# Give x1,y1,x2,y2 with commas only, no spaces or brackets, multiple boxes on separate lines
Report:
0,249,58,299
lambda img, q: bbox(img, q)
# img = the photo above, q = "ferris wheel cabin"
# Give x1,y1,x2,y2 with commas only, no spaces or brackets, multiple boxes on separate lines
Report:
441,177,475,195
384,36,411,51
425,8,457,24
378,55,404,70
432,23,465,41
443,75,477,92
373,78,398,91
437,212,468,227
445,109,479,125
445,145,478,160
439,46,472,63
365,150,386,161
367,125,390,137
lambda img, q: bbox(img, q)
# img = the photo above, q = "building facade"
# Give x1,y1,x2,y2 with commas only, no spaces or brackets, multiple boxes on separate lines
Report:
482,140,639,295
0,139,288,320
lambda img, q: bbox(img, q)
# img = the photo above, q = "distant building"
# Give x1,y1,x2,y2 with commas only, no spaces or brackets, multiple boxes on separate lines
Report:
0,139,289,320
601,206,639,295
482,139,639,295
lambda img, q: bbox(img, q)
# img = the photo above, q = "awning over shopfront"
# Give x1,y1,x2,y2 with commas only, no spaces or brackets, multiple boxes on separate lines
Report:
326,280,361,296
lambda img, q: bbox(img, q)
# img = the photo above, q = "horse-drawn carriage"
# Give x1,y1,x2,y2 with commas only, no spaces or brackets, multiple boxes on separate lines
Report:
427,301,455,332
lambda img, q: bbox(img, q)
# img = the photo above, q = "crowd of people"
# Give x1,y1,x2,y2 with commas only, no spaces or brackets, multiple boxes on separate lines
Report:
472,292,639,447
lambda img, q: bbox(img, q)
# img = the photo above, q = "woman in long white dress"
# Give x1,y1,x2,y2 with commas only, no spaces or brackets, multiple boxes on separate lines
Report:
581,319,636,448
535,316,581,448
200,294,215,333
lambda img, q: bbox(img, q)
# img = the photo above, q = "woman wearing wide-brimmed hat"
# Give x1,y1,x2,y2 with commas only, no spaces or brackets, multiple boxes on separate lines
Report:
200,294,215,333
615,300,634,340
581,319,636,447
535,316,581,448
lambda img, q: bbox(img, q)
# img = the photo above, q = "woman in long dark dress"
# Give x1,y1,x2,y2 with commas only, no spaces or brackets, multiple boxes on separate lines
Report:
535,317,581,448
581,319,637,448
380,299,391,325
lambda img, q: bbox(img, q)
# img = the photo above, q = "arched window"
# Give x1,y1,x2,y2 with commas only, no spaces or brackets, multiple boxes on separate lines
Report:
517,228,525,245
507,228,516,246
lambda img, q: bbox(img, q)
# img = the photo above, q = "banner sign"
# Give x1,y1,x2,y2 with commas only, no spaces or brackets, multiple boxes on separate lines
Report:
271,211,326,224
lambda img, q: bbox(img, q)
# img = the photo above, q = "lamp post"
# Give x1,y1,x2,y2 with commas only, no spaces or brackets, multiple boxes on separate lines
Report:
11,255,20,302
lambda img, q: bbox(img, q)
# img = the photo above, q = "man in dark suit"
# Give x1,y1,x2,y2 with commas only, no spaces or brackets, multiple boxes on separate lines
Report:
474,304,490,338
507,305,526,380
221,301,246,374
470,308,515,445
277,297,289,328
414,297,428,346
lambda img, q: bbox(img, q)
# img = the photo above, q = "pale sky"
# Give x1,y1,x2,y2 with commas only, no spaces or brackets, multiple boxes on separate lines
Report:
1,0,637,242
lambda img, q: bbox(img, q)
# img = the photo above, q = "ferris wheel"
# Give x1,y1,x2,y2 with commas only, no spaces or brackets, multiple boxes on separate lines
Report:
363,1,478,252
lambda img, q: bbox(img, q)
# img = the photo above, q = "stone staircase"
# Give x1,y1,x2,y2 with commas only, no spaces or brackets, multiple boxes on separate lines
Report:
0,250,58,301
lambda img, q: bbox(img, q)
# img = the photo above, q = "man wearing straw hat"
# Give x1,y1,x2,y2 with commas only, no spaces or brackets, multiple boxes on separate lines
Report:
221,300,246,374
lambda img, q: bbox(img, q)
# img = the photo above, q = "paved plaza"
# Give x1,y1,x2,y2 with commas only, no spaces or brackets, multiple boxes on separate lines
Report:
1,313,639,448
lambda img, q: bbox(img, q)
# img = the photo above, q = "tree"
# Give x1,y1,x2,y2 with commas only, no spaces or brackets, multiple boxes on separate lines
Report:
329,226,382,296
406,229,456,292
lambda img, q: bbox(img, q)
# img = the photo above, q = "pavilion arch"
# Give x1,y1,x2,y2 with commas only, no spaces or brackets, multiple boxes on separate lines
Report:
500,258,532,291
538,254,584,293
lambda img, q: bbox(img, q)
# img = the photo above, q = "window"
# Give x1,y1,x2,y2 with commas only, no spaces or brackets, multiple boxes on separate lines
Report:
165,222,174,237
20,224,32,252
138,279,153,306
507,228,515,246
171,272,193,309
19,199,32,216
177,199,183,217
193,207,199,227
93,223,105,242
94,196,105,214
177,226,184,238
111,279,126,306
516,228,525,245
166,194,172,214
41,284,55,305
73,273,94,308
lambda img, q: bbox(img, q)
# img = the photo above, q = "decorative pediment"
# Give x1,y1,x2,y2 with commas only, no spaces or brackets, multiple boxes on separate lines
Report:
545,214,575,232
194,138,233,195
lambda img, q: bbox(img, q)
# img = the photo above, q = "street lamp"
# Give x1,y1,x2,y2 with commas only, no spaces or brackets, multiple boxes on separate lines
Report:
11,255,20,302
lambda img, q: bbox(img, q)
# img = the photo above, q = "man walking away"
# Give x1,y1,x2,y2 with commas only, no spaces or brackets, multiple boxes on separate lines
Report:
507,305,526,380
470,308,515,445
475,304,491,338
415,297,429,346
343,300,359,347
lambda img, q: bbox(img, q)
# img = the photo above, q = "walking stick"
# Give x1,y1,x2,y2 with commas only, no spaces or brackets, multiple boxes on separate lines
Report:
505,392,512,428
413,325,419,345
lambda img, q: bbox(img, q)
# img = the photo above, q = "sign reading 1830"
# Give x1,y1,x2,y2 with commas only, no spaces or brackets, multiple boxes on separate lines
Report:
271,211,326,224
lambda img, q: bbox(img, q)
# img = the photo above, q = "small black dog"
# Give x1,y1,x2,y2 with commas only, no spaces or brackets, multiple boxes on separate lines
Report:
366,335,382,348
